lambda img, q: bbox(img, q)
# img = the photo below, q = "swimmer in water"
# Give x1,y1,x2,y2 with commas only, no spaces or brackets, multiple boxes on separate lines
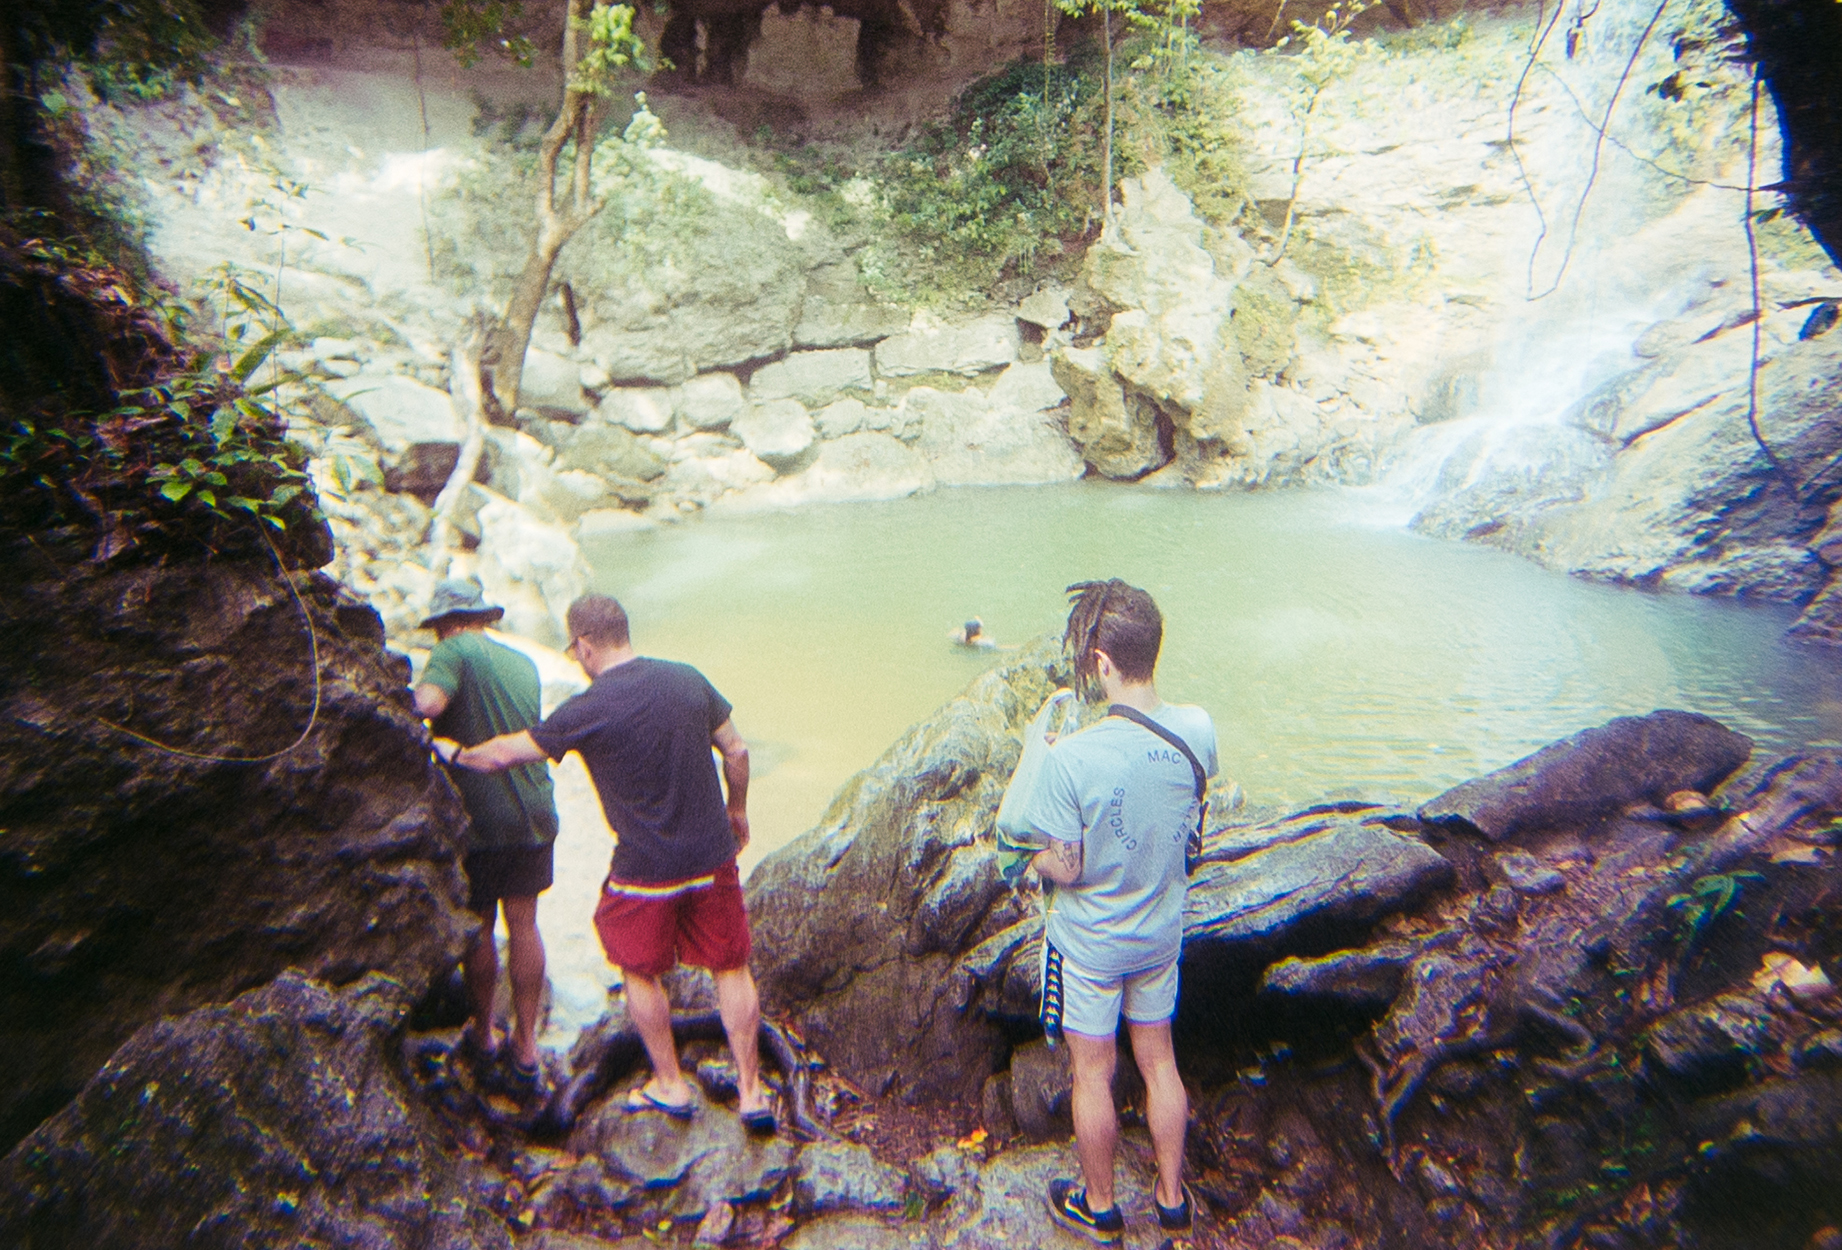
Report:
951,618,999,650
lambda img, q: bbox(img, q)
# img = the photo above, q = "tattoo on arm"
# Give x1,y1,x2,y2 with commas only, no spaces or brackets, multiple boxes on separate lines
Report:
1051,838,1081,875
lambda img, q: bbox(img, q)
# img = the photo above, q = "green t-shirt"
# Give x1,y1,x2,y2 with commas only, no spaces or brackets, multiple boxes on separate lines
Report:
422,630,559,850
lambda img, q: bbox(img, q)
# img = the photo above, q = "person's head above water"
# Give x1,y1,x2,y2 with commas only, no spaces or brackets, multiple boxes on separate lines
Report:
964,618,983,639
1063,579,1162,701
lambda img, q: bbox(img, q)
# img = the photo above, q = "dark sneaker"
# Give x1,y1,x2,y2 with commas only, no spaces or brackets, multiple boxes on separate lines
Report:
1155,1180,1196,1232
1046,1178,1124,1245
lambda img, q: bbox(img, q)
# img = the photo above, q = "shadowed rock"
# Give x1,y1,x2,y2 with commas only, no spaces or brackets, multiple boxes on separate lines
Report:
0,972,510,1250
1418,709,1753,842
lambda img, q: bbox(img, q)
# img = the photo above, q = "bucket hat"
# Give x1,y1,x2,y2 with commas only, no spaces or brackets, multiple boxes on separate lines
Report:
420,577,506,629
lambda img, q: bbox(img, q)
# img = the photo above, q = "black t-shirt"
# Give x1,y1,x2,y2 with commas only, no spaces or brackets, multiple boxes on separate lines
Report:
529,657,736,883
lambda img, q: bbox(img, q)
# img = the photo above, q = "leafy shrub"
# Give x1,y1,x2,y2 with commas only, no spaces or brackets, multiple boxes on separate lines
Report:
859,56,1106,305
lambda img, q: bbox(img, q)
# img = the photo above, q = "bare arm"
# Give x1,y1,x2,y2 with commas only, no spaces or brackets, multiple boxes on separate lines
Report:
453,730,547,772
712,717,750,851
414,683,451,719
1033,837,1083,886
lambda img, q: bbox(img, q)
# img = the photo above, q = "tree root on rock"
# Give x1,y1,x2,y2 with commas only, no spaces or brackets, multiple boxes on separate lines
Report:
534,1011,837,1142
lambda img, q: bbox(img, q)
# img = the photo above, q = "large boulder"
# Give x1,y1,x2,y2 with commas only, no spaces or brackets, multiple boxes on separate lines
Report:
731,399,818,470
1080,169,1253,445
712,432,935,511
520,347,591,414
905,387,1085,486
571,191,806,385
0,554,471,1152
467,495,593,645
1050,346,1168,479
675,372,747,431
0,973,510,1250
1418,709,1755,842
324,374,460,453
748,643,1069,1109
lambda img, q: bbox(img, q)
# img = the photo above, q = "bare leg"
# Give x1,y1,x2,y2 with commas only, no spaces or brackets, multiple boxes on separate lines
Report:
622,970,693,1104
1066,1029,1121,1212
501,895,545,1069
712,966,767,1115
462,905,501,1054
1127,1020,1189,1208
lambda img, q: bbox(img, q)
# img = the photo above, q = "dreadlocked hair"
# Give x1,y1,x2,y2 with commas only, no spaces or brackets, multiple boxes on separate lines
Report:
1063,579,1163,702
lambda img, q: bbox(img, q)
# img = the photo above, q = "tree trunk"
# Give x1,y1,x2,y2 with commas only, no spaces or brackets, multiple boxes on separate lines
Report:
426,333,488,578
487,0,603,416
1102,7,1114,221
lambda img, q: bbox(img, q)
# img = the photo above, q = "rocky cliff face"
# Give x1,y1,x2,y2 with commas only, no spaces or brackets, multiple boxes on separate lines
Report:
0,547,475,1153
748,650,1842,1249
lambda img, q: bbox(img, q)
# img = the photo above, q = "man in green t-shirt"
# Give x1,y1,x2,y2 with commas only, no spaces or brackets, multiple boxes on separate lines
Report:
414,577,559,1090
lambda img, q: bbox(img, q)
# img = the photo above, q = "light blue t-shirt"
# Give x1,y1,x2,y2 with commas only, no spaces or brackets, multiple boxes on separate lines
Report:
1021,702,1218,977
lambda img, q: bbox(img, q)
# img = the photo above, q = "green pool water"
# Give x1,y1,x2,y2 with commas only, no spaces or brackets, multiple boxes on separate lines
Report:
531,482,1839,1039
579,482,1842,862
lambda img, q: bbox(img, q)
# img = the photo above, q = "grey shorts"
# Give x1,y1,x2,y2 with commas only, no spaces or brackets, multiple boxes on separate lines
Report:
1041,940,1180,1039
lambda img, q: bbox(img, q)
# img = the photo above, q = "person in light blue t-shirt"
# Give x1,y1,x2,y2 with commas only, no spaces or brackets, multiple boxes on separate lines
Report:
1020,579,1217,1246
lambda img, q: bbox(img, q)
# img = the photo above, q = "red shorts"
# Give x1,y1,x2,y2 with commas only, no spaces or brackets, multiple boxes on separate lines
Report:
592,860,752,979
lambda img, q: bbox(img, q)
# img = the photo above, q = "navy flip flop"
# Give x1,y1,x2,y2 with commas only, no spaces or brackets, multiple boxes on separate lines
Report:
624,1086,695,1121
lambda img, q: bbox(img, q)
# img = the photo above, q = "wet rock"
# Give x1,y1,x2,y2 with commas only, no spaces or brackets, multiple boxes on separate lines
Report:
324,373,459,452
0,973,507,1249
0,553,470,1151
1184,819,1453,957
1259,941,1423,1008
563,1084,795,1222
1796,1030,1842,1070
781,1214,912,1250
676,372,747,431
1495,851,1565,893
732,399,817,469
1418,709,1754,842
384,439,489,503
876,315,1020,377
749,643,1069,1108
793,1141,907,1216
750,349,873,408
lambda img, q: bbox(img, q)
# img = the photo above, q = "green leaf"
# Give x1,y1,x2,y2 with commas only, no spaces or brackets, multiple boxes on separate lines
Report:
159,480,193,502
270,484,304,506
197,489,217,507
231,328,290,382
180,458,205,476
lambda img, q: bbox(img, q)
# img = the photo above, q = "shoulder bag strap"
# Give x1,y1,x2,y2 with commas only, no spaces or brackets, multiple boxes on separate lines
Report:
1107,704,1210,872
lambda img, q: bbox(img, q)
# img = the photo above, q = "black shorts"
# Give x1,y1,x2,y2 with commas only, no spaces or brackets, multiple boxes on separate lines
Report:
464,844,555,913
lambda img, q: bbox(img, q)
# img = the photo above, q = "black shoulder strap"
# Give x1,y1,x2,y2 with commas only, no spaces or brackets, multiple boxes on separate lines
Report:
1107,704,1206,801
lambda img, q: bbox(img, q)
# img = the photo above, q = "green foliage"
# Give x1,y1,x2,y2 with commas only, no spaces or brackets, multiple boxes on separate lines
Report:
858,58,1104,305
572,4,651,92
1667,871,1764,944
441,0,537,68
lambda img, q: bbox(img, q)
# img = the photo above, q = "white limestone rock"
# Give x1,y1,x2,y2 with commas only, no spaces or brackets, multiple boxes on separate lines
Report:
597,387,676,435
904,387,1085,486
986,361,1067,414
519,348,590,414
1016,287,1072,331
732,399,817,470
323,375,458,454
814,397,869,439
467,495,591,646
750,349,873,408
875,314,1021,378
675,373,747,431
713,432,936,512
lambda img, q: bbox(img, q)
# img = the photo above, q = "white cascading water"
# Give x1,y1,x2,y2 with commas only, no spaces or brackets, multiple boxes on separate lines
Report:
1364,0,1768,529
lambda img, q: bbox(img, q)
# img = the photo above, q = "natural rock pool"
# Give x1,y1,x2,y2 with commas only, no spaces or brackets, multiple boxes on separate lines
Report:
533,484,1842,1040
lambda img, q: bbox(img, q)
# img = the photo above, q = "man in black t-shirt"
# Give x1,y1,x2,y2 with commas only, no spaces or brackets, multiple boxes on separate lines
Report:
454,594,772,1132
